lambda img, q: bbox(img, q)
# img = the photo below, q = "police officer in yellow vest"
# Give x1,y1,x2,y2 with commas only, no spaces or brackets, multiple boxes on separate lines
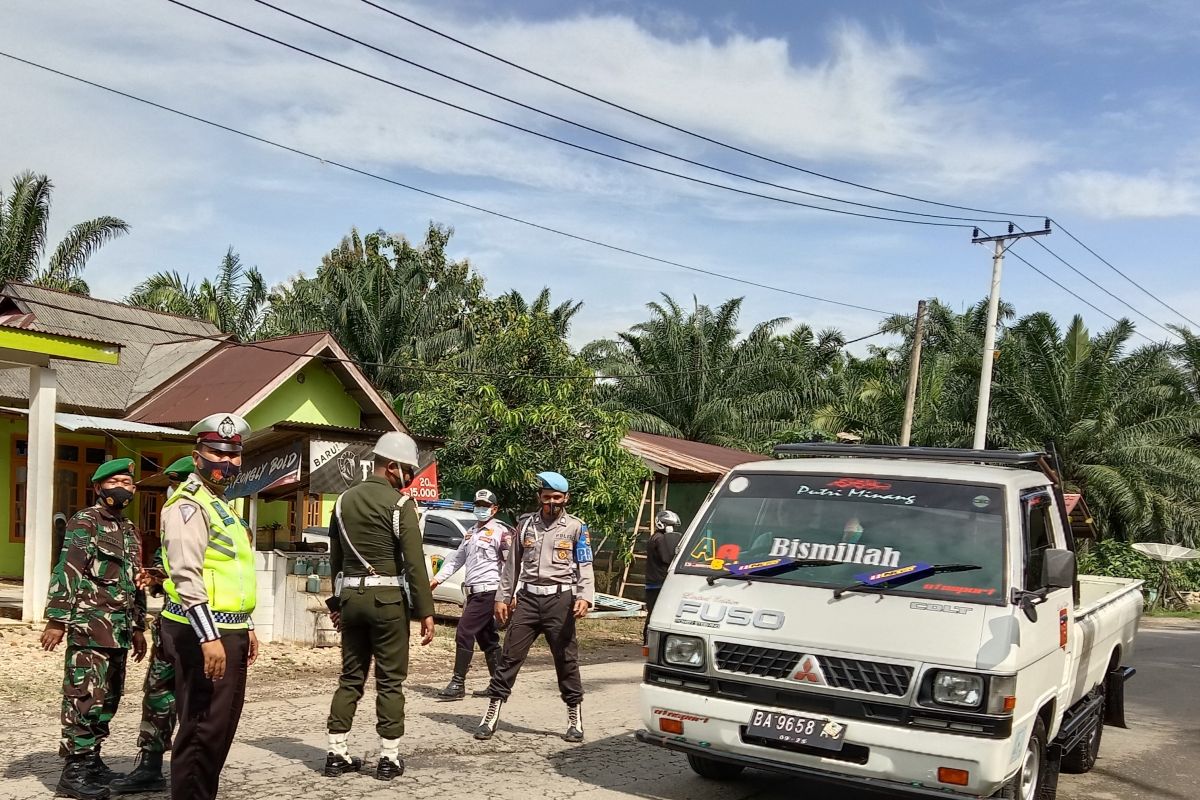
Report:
159,413,258,800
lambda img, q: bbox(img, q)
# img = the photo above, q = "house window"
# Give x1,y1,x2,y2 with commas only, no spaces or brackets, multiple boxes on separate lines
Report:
140,452,163,475
10,437,113,543
304,494,323,529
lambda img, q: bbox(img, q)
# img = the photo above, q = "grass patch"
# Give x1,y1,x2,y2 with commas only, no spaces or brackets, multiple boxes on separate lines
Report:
1145,609,1200,619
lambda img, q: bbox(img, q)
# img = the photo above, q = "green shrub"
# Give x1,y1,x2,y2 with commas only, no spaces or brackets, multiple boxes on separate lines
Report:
1078,539,1200,595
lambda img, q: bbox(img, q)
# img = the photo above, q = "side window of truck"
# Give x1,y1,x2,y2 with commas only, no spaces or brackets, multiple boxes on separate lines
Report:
1022,492,1055,591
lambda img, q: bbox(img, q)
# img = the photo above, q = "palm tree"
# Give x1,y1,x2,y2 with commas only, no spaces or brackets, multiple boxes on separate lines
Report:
126,248,267,340
584,294,807,450
256,224,483,397
0,171,129,293
991,313,1200,543
488,287,583,338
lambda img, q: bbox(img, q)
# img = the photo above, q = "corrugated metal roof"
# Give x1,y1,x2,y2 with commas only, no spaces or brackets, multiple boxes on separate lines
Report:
0,406,192,440
620,431,763,479
0,283,227,412
127,333,331,426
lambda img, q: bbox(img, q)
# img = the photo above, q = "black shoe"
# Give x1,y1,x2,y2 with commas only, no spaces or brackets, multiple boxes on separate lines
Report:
475,698,504,740
437,647,472,701
473,647,502,696
375,756,404,781
323,753,363,778
56,755,111,800
108,751,165,793
564,703,584,743
88,751,124,785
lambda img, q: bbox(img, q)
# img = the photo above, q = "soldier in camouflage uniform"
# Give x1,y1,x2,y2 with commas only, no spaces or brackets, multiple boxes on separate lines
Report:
110,456,194,794
41,458,148,800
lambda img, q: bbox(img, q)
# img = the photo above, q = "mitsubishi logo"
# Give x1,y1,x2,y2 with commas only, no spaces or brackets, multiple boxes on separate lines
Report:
793,655,827,686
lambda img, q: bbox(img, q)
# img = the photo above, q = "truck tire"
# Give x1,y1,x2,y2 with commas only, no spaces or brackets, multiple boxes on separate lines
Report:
686,754,745,781
996,719,1057,800
1061,700,1104,774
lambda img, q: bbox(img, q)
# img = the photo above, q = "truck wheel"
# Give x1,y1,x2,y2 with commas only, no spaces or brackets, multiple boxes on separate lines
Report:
996,719,1057,800
686,754,745,780
1061,701,1104,774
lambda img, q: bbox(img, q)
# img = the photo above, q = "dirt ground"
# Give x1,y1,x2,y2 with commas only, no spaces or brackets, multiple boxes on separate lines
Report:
0,606,644,717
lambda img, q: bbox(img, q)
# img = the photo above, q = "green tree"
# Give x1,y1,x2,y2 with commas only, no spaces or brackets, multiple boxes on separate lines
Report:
126,248,267,340
257,224,483,397
583,294,809,450
406,310,645,554
0,171,129,293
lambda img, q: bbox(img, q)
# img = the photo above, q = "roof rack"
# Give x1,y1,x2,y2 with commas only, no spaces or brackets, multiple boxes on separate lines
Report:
772,443,1048,467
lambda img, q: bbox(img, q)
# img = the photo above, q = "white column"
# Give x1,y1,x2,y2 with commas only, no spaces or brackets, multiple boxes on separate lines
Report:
249,491,259,550
22,366,57,623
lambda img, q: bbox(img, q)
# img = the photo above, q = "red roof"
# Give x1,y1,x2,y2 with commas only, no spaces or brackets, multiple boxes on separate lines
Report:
621,431,765,479
126,333,339,427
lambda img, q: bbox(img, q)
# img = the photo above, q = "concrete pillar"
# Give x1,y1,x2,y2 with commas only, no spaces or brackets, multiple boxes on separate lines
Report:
22,366,57,623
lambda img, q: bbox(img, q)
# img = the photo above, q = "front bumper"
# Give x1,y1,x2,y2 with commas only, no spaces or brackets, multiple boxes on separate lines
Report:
639,682,1017,797
637,729,986,799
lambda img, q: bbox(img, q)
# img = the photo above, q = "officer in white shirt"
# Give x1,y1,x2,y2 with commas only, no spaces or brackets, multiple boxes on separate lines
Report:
430,490,513,700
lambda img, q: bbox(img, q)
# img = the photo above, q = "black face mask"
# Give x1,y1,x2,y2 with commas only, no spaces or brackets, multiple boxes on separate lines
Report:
99,487,134,512
541,501,566,518
196,454,241,488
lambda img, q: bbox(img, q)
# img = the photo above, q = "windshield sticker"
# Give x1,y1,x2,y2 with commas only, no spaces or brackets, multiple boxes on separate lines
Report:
973,495,991,509
689,533,717,561
797,484,917,506
768,538,902,567
726,557,794,577
924,583,998,597
826,478,892,490
727,476,750,493
854,562,935,586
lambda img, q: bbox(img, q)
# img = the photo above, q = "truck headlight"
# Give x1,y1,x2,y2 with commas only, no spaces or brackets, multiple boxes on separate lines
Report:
931,671,984,708
663,635,706,669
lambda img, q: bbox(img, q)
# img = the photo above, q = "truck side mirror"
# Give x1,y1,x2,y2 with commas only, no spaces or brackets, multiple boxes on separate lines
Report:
1042,548,1076,590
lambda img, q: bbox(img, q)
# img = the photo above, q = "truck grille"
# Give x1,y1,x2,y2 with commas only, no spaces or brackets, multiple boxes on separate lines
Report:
714,643,913,696
714,642,800,679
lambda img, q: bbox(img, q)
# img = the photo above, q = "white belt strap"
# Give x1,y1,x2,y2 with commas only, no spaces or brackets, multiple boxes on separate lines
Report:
520,582,572,596
341,575,404,588
466,583,500,595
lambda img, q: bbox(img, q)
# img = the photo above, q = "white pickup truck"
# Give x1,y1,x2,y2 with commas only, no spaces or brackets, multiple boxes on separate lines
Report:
637,445,1143,799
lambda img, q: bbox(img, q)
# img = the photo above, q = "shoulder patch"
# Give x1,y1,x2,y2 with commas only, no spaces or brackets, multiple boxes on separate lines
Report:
179,505,197,524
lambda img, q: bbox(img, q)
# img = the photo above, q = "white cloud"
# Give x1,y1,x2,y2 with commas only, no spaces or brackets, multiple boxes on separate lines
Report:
1052,170,1200,219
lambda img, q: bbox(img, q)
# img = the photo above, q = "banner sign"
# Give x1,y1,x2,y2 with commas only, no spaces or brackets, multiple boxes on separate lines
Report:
309,440,374,495
226,442,303,500
401,461,439,501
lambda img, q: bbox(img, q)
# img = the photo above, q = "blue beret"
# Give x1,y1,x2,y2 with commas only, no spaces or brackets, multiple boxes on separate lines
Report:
537,471,569,492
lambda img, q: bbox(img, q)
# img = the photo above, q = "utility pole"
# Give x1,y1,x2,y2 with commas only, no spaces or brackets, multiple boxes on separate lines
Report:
900,299,926,447
970,221,1052,449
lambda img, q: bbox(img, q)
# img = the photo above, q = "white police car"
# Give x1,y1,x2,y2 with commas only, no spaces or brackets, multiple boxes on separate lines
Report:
419,503,477,606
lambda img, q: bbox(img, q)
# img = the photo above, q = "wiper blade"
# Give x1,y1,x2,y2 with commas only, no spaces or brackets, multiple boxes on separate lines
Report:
832,563,981,599
706,556,842,585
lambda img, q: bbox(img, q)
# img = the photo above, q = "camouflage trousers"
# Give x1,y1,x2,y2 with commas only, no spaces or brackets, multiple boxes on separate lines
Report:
136,618,177,753
60,645,127,756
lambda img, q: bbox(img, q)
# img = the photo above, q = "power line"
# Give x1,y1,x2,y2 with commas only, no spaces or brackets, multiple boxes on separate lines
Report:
162,0,976,229
1011,224,1178,340
357,0,1045,221
1050,218,1200,330
247,0,1012,226
0,50,900,319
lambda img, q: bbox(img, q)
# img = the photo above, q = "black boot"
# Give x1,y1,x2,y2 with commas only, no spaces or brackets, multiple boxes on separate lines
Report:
437,648,472,701
108,751,164,793
472,646,501,697
88,748,124,785
474,697,504,740
323,753,363,778
375,756,404,781
56,754,111,800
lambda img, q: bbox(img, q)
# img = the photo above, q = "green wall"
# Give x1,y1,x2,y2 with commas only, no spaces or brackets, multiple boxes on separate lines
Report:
244,361,361,431
0,417,21,576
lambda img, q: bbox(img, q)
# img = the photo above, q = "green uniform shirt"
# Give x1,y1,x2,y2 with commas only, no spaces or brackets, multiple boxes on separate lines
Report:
329,475,435,620
45,505,147,648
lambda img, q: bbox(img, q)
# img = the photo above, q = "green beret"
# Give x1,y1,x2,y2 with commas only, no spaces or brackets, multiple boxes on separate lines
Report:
92,458,134,483
163,455,194,480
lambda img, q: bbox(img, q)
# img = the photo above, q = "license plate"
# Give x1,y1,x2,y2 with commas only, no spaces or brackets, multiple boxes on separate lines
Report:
745,709,846,751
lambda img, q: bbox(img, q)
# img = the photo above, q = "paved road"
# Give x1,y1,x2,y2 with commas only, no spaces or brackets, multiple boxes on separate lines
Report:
1,627,1195,799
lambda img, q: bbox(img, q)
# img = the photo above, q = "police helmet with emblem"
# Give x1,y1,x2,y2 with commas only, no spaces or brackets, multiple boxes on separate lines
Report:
92,457,134,484
190,413,250,453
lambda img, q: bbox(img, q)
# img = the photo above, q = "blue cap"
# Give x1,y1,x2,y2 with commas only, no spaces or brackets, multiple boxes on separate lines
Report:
537,471,569,492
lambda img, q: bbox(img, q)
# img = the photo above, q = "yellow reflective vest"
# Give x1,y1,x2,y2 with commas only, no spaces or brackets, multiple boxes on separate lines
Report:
161,478,256,629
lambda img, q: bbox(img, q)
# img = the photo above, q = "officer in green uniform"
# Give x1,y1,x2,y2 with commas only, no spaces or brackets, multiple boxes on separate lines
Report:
110,456,193,795
324,432,436,782
159,415,258,800
41,458,148,800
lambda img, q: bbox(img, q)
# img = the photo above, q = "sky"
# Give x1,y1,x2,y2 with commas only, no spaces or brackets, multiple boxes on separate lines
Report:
2,0,1199,352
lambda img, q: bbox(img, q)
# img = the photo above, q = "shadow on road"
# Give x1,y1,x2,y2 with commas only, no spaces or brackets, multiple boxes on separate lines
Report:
422,710,560,739
245,735,328,774
3,750,61,793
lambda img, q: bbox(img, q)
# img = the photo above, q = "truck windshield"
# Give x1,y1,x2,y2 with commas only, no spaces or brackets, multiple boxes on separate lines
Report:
675,472,1007,605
